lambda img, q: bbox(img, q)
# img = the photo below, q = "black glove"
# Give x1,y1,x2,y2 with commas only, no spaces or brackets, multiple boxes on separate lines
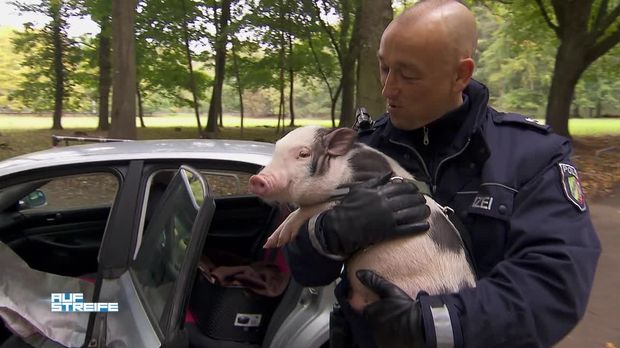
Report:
318,172,430,256
356,269,425,348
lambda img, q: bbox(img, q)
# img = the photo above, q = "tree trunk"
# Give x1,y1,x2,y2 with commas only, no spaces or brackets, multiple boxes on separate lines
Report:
356,0,392,119
97,17,111,131
136,81,145,128
232,43,245,137
571,103,580,118
109,0,137,139
339,56,358,126
545,40,587,138
288,33,295,127
205,0,231,136
181,0,202,136
277,34,286,134
331,83,342,128
51,0,64,130
338,2,362,127
539,0,620,137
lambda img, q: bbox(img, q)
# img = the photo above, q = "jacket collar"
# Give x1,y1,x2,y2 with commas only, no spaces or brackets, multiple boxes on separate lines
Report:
379,79,490,151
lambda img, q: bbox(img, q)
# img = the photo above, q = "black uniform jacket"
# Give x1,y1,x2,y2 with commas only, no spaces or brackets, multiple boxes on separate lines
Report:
285,80,601,348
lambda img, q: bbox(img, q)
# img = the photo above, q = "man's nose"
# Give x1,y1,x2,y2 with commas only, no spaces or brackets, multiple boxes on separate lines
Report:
381,71,398,98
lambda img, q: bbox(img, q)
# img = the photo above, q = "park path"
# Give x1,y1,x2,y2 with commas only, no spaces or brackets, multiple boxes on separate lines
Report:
556,185,620,348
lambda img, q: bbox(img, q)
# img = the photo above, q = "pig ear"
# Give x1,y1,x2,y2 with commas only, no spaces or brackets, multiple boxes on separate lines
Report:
324,128,357,156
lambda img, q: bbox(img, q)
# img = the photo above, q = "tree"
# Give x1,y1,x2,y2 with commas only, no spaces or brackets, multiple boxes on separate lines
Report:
109,0,137,139
135,0,211,130
474,4,556,115
205,0,232,136
573,44,620,117
356,0,392,119
0,28,26,110
180,0,204,134
97,17,111,130
304,0,366,126
81,0,112,130
10,0,77,129
533,0,620,137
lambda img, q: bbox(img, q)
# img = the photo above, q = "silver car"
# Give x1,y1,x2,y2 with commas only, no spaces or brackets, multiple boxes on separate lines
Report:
0,139,335,348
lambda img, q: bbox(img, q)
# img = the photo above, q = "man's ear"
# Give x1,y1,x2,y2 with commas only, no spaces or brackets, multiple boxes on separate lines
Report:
455,57,475,91
324,128,357,156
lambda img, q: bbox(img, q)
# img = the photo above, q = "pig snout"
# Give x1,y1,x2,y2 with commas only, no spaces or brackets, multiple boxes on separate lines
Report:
249,174,274,197
250,174,273,196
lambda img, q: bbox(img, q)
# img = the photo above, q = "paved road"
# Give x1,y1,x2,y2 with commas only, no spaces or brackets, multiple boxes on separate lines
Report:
556,186,620,348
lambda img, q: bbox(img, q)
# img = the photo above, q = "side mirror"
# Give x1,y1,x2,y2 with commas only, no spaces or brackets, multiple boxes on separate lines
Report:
19,190,47,209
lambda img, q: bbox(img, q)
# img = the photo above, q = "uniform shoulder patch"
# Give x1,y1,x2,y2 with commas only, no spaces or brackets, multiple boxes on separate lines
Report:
494,113,551,133
558,163,587,211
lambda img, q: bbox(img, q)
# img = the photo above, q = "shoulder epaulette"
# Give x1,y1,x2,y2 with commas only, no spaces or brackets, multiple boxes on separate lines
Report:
493,113,551,133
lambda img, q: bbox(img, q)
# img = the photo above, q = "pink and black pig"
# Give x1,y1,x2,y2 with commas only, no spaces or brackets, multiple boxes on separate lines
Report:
249,126,475,312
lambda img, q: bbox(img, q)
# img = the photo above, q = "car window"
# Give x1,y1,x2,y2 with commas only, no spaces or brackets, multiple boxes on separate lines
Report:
131,168,206,329
134,168,252,260
20,172,118,211
201,170,253,197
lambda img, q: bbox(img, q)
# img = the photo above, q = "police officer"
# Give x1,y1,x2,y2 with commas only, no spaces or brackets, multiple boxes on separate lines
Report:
285,0,601,347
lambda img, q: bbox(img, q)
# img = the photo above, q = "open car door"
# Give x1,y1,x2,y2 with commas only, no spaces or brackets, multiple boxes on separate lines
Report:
92,165,215,348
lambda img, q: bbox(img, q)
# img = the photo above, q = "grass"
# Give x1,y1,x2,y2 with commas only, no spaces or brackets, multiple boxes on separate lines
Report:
0,114,619,162
565,118,620,136
1,114,618,135
0,113,334,130
1,113,618,198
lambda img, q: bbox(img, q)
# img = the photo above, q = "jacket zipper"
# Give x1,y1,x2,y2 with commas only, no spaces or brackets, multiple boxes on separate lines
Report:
389,137,471,193
432,137,471,192
423,127,429,146
388,139,432,186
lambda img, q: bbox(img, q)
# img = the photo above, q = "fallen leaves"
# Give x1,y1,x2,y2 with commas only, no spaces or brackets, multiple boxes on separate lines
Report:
572,136,620,200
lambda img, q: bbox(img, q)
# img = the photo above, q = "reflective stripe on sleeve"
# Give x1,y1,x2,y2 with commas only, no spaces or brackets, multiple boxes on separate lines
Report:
308,214,347,261
430,304,454,348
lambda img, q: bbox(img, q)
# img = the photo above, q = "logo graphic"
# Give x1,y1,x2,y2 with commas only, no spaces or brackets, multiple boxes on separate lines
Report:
51,293,119,312
558,163,586,211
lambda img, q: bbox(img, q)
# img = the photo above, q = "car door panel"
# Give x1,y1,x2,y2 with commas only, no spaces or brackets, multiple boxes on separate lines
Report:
90,165,216,348
6,206,110,276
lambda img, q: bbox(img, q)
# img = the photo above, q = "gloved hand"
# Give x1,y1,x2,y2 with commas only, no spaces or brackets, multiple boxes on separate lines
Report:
317,172,430,256
356,269,425,348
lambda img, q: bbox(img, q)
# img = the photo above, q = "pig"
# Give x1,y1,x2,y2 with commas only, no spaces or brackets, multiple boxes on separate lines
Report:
248,126,475,312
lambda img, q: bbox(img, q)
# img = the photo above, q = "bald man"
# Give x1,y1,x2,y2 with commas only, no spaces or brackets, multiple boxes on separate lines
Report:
285,1,600,347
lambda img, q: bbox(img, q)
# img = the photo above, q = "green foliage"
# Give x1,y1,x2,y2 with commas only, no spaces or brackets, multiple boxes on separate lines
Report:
473,2,620,117
574,44,620,116
135,0,212,110
2,0,619,121
0,27,27,110
8,0,93,112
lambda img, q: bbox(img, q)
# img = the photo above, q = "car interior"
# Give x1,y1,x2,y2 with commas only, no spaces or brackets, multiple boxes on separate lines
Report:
0,167,302,348
0,172,119,278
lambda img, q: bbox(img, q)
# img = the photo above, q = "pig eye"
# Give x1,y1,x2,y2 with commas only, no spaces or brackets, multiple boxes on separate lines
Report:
298,150,311,159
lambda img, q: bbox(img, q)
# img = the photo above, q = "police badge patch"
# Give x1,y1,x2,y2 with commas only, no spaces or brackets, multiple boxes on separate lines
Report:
558,163,586,212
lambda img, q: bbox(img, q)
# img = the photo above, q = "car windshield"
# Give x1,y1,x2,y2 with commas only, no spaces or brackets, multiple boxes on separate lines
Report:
130,168,204,328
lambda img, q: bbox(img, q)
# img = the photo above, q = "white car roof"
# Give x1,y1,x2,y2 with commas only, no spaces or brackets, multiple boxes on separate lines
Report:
0,139,274,176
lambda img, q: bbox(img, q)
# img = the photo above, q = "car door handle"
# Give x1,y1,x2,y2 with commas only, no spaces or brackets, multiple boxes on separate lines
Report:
45,213,62,222
29,235,99,250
